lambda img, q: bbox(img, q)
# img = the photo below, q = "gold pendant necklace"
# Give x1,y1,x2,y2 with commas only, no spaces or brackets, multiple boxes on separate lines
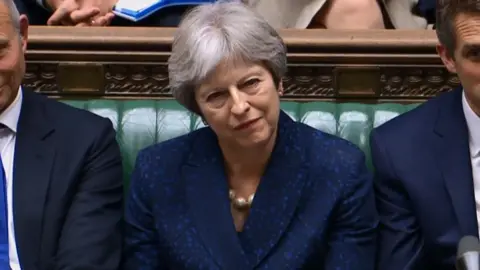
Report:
229,189,255,209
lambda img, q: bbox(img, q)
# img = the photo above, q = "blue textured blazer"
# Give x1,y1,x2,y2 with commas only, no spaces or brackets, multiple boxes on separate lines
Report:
123,111,377,270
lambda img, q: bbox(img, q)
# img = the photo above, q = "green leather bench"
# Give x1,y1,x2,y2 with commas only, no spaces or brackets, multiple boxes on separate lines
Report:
62,100,419,183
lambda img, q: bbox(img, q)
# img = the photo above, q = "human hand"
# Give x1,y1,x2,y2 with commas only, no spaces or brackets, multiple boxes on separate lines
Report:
73,11,115,27
46,0,116,26
74,0,117,26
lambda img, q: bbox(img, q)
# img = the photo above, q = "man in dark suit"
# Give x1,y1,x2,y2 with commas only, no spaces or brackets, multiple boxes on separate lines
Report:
371,1,480,269
0,0,123,269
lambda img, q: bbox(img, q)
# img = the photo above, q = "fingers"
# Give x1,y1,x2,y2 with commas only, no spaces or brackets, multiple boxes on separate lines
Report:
93,12,115,26
70,7,100,23
74,13,115,27
75,22,89,27
49,0,116,27
104,12,115,25
47,0,78,25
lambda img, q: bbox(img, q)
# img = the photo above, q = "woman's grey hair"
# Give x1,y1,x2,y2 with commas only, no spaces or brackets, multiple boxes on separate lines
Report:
168,1,287,115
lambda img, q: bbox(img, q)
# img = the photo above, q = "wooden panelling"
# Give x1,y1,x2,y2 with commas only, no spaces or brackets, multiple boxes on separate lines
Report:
25,27,457,102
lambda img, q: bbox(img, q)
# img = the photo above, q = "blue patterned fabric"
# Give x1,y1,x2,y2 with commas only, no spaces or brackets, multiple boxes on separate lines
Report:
0,156,8,267
123,111,378,269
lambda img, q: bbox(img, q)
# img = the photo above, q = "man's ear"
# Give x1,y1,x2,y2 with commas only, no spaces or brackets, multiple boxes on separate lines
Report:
437,44,457,73
18,14,29,53
278,81,284,96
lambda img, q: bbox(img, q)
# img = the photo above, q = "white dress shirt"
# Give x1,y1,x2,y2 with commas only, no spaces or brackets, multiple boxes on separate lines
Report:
463,92,480,237
0,88,23,270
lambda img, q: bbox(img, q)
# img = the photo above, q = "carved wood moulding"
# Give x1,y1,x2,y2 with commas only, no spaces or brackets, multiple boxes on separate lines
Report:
24,27,460,101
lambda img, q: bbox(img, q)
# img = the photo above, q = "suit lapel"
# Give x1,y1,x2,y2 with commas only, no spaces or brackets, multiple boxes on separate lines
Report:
183,112,307,268
13,90,55,268
242,112,307,267
434,88,478,237
183,128,248,269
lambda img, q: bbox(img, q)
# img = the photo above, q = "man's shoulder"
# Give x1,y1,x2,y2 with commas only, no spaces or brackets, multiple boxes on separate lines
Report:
27,90,112,131
372,89,458,140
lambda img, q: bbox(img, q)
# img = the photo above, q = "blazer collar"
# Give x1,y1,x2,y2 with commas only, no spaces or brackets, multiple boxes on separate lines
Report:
0,86,22,133
183,111,308,268
434,87,478,237
240,111,308,266
17,89,54,139
13,88,55,269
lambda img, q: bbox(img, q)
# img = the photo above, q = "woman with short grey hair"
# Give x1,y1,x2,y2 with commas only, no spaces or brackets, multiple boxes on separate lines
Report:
168,0,287,116
123,2,377,269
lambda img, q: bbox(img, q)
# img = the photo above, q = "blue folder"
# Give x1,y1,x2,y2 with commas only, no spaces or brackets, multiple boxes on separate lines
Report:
113,0,217,22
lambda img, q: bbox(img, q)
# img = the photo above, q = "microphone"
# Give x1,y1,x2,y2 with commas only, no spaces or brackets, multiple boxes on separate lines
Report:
456,235,480,270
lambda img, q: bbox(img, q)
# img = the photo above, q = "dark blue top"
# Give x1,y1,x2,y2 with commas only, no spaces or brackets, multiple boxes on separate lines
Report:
123,111,378,269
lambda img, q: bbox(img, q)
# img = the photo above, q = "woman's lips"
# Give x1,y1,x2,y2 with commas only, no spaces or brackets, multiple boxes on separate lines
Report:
234,118,260,130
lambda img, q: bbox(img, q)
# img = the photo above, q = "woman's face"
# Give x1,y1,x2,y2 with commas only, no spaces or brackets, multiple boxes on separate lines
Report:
195,59,282,148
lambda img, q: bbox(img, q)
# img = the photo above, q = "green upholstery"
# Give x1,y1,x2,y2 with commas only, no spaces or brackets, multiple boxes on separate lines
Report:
62,100,419,182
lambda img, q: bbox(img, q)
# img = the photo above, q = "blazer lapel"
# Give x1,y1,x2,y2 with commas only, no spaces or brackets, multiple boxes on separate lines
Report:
434,88,478,237
183,128,248,269
242,112,307,267
13,90,55,269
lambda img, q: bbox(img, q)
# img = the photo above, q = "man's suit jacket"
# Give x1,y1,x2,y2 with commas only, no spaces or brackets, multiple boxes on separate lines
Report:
371,88,475,270
15,89,123,269
123,111,377,270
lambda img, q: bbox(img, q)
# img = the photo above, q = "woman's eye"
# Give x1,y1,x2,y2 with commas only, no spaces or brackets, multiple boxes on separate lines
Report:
243,79,260,87
207,91,225,101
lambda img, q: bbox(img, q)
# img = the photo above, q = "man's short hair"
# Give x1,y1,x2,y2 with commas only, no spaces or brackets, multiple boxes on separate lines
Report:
436,0,480,57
